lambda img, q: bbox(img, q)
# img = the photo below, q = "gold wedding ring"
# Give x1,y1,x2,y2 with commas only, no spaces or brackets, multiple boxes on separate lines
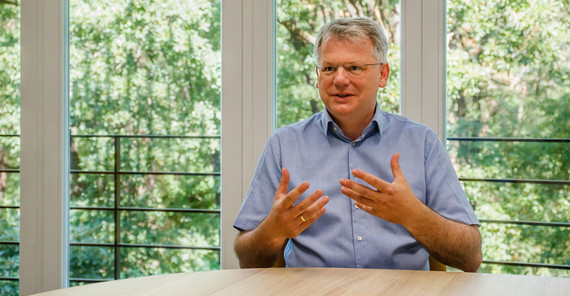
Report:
300,215,306,223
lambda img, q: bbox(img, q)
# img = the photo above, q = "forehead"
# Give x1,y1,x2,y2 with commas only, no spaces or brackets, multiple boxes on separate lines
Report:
319,36,376,64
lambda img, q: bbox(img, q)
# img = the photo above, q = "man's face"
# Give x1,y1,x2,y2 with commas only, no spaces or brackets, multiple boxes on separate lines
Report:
316,36,389,125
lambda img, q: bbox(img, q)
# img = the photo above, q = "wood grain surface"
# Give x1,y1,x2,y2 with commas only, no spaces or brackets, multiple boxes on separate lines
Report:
33,268,570,296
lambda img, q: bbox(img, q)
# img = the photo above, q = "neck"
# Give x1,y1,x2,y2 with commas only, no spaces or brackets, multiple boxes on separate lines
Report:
333,112,374,141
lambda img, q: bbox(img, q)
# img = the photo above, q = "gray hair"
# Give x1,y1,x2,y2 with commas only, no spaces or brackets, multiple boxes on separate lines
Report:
313,17,388,65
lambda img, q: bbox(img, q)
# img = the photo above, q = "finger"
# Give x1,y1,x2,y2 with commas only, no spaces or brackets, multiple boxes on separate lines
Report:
293,189,324,214
275,168,290,201
339,178,377,199
353,201,376,216
282,182,310,208
390,153,404,180
299,196,328,225
351,169,391,193
340,186,377,208
297,193,329,220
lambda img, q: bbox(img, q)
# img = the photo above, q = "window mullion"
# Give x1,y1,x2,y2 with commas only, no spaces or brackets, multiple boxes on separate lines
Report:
401,0,446,141
20,0,69,294
221,0,275,270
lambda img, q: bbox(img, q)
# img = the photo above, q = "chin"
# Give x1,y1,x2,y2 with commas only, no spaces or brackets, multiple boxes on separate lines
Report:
328,106,355,118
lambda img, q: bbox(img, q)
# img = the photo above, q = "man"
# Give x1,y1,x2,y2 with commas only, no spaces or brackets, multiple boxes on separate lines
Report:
233,17,482,272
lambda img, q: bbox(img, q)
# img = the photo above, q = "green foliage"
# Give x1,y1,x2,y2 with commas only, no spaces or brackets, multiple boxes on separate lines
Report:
119,248,219,277
69,246,115,279
447,0,569,276
0,281,19,296
69,0,221,136
0,8,21,281
67,0,223,283
0,244,19,296
0,245,19,277
120,211,220,247
0,2,20,135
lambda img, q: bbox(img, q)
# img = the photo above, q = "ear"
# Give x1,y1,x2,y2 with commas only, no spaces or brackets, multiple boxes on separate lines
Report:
378,63,390,88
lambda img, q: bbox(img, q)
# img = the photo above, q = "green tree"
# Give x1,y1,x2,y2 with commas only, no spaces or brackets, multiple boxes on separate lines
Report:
68,0,222,283
0,1,20,294
446,0,569,276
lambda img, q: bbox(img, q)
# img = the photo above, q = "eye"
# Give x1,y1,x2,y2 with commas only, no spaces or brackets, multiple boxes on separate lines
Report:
348,65,363,71
322,66,336,72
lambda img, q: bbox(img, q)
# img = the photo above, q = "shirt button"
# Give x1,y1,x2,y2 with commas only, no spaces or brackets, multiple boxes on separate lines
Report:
351,142,356,147
354,204,359,209
357,236,363,241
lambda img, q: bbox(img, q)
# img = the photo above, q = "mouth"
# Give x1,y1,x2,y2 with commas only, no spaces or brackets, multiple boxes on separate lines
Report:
332,93,353,99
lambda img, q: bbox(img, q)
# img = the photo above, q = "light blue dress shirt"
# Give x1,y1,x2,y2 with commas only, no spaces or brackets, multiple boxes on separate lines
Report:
233,106,479,270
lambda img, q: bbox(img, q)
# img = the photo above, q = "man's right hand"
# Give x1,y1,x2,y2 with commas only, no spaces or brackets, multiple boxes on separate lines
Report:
264,168,329,241
234,168,329,268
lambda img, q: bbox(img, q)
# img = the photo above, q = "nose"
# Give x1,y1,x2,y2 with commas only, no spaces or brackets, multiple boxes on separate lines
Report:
333,67,350,86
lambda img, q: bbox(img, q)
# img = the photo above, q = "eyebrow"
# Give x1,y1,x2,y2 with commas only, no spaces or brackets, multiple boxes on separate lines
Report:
319,60,370,65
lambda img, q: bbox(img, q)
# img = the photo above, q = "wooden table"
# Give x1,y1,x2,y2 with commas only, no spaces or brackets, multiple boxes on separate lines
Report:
33,268,570,296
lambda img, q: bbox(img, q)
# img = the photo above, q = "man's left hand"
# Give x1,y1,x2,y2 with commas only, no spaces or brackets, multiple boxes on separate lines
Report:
339,153,422,225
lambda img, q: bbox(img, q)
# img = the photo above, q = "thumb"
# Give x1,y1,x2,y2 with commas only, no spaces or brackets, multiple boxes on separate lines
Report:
275,168,290,200
390,153,404,180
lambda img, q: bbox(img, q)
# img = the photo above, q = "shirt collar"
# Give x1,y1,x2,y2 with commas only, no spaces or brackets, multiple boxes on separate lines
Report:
320,104,383,139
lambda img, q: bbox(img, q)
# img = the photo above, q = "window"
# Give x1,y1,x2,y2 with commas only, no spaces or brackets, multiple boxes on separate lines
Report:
0,2,20,294
276,0,401,128
68,0,221,285
446,0,569,276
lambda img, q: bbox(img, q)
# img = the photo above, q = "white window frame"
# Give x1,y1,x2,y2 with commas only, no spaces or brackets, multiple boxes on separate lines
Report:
19,0,444,293
20,0,69,294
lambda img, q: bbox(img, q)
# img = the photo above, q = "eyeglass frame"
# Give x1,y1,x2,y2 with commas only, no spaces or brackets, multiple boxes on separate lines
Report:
316,62,384,77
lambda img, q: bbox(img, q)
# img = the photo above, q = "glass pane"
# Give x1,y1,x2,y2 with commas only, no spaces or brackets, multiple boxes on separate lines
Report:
463,182,569,223
0,281,18,296
0,244,19,277
69,1,221,136
69,0,222,283
479,263,569,278
0,137,19,169
71,137,114,172
0,209,19,241
276,0,401,128
0,2,20,291
449,141,568,180
120,175,220,209
0,173,19,207
69,246,114,280
446,0,570,276
120,247,219,278
70,173,115,208
119,137,220,173
0,4,20,136
120,211,220,247
446,1,569,138
480,223,570,277
70,209,115,244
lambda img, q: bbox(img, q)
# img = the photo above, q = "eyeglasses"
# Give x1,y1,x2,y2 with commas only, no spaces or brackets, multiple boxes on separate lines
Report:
316,63,382,77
